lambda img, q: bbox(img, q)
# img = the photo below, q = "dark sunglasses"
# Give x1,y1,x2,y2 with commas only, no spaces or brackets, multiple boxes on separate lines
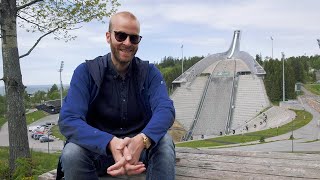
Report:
113,31,142,44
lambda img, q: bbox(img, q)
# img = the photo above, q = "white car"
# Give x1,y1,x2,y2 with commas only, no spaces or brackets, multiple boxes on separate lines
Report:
28,125,41,132
39,136,55,143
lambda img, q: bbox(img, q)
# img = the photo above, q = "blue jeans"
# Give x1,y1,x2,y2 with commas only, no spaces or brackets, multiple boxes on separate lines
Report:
60,133,175,180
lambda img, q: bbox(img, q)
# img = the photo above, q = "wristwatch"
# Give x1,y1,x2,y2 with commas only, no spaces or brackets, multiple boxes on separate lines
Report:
140,133,151,149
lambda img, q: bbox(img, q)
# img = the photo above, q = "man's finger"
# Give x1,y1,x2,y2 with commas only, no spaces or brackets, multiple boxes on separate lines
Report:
125,162,146,175
116,137,131,150
107,157,127,172
126,165,146,176
123,146,132,161
107,167,126,176
125,163,145,171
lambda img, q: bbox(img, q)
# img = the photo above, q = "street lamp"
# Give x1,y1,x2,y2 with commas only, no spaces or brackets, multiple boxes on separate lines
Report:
271,36,274,59
47,130,50,153
291,118,294,152
58,61,64,108
181,44,184,74
282,52,285,102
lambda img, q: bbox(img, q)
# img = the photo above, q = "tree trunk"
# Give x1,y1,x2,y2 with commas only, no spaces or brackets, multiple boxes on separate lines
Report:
1,0,30,173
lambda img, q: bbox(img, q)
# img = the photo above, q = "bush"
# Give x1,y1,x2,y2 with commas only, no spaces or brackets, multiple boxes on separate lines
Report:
289,134,294,140
0,160,10,179
259,136,265,143
13,158,33,180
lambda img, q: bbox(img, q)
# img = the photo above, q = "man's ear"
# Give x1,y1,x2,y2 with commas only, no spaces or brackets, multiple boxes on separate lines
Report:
106,32,111,44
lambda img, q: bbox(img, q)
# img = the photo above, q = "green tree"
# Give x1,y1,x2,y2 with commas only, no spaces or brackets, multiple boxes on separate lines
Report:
31,90,47,104
48,84,58,94
47,91,60,100
262,55,318,102
0,0,119,173
0,95,6,117
47,84,60,100
23,90,31,109
255,54,263,66
156,56,202,93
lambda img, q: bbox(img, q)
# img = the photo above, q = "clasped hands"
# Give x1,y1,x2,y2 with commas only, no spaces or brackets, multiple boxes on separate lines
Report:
107,134,146,176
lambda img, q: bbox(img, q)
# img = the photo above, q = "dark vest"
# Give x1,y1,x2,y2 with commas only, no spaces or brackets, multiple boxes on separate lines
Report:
86,61,147,137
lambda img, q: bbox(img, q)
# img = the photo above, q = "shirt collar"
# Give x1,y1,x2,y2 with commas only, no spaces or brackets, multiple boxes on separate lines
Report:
107,58,133,79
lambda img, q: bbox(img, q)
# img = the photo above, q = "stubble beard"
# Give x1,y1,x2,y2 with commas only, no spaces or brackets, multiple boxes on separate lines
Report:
110,39,138,65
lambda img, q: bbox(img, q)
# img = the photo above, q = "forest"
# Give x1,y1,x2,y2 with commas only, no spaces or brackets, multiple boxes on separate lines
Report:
257,55,320,102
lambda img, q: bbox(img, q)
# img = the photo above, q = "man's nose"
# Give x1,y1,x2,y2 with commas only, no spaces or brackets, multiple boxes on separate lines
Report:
123,36,132,45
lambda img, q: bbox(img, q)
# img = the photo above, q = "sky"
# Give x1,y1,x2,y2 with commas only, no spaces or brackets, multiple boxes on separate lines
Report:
0,0,320,86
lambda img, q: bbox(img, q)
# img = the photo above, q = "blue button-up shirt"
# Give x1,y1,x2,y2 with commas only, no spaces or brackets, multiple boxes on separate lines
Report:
86,58,144,136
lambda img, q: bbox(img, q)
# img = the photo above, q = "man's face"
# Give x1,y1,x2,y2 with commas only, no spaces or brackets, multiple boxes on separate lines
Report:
106,16,140,65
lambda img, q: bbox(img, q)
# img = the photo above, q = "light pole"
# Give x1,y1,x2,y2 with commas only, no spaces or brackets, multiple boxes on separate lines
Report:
291,118,294,152
181,44,184,74
271,36,274,59
282,52,285,102
58,61,64,108
47,130,50,153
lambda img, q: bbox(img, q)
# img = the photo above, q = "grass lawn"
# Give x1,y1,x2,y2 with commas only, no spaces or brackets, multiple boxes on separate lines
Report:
0,117,5,129
176,110,312,148
0,110,48,129
304,84,320,95
26,110,48,125
51,125,66,141
0,147,60,179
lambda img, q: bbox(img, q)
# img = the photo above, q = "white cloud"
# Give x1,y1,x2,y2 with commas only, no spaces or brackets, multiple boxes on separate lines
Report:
117,0,320,32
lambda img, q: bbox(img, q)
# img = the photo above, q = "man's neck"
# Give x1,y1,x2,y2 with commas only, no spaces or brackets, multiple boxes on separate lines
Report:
111,58,130,77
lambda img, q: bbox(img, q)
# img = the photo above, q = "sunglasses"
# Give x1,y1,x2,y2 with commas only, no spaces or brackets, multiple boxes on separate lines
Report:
113,31,142,45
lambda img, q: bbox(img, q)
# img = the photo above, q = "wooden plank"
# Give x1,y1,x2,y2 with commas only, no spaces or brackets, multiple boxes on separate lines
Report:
40,148,320,179
176,152,320,170
176,166,314,180
176,148,320,161
99,174,145,180
99,173,145,180
176,158,320,179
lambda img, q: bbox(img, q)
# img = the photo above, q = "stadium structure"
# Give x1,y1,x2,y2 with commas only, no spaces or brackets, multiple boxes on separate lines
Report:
171,30,296,141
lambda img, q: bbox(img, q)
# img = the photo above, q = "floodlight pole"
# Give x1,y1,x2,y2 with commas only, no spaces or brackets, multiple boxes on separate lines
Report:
47,132,50,153
181,45,184,74
271,36,274,59
291,118,293,152
59,61,64,108
282,52,285,102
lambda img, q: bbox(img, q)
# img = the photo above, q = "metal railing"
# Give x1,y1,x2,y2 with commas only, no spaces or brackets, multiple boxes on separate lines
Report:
225,60,237,134
184,60,223,140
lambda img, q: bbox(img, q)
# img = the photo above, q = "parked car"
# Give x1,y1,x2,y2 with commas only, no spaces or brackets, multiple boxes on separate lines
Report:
31,131,44,138
31,126,45,133
28,125,40,132
45,122,56,126
39,136,54,143
34,134,45,140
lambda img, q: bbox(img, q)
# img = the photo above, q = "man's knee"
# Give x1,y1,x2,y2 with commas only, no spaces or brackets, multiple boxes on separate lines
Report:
61,142,88,167
153,133,175,157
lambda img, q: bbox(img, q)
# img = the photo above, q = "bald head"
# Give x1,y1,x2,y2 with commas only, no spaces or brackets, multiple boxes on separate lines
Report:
108,11,140,33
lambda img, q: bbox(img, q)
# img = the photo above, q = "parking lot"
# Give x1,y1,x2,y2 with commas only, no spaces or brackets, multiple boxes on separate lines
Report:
0,113,64,153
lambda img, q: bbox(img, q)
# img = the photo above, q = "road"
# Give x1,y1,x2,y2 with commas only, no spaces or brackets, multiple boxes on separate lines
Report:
222,87,320,152
0,113,64,153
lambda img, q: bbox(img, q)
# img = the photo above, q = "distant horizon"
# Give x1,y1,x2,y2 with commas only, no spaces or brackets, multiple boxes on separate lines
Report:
0,84,69,87
0,84,69,95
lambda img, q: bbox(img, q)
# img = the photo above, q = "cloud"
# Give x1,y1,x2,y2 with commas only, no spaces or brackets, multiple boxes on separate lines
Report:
118,0,320,32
